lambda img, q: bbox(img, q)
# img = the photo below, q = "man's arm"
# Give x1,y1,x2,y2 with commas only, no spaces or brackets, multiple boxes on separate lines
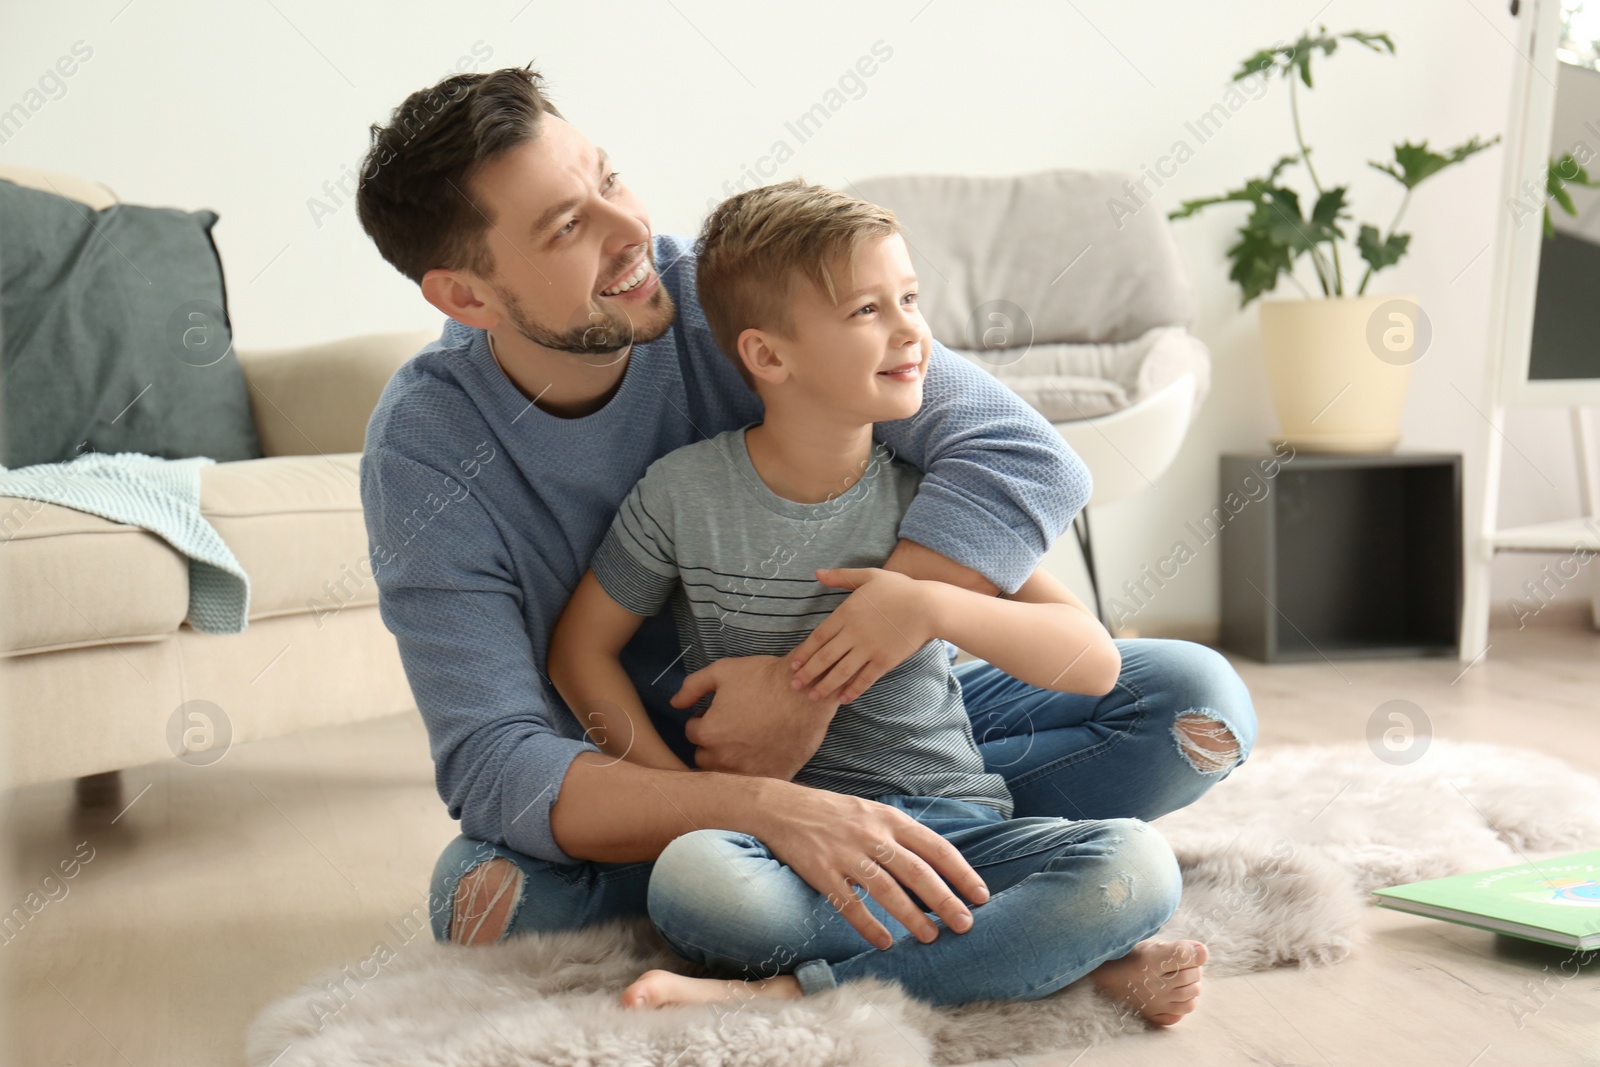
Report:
927,565,1121,694
362,449,785,864
548,568,690,772
361,445,602,864
547,754,991,952
874,338,1092,596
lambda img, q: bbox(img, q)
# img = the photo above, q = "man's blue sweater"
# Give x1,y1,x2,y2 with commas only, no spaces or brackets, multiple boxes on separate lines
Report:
359,233,1092,865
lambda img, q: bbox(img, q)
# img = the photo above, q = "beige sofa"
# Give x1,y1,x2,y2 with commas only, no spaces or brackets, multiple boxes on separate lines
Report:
0,164,434,793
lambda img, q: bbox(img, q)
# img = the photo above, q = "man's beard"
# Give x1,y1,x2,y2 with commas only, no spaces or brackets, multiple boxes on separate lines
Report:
494,271,676,360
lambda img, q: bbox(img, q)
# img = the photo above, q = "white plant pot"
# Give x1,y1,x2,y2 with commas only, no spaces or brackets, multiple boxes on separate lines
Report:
1257,294,1421,453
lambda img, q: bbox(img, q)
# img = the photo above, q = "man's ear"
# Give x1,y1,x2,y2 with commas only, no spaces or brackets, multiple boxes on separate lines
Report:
421,268,499,330
739,328,788,387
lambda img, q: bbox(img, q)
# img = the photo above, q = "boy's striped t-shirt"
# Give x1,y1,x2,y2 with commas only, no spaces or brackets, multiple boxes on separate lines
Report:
589,421,1014,816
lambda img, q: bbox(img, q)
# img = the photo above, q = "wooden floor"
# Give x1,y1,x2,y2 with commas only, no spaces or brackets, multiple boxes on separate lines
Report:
4,615,1598,1066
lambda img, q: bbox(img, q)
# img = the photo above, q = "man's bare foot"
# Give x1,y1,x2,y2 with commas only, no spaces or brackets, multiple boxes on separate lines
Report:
1090,939,1207,1026
620,969,803,1009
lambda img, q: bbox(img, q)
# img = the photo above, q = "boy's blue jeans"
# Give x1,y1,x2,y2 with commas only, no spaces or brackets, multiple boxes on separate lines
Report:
427,639,1257,1004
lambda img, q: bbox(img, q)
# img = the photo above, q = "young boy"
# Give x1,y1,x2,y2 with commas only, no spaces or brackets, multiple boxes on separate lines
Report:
546,179,1207,1016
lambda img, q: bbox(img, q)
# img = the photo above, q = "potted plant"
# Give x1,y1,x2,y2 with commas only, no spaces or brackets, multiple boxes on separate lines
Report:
1170,28,1499,452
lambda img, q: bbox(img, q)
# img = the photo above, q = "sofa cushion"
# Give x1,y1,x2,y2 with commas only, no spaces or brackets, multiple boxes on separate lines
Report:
0,498,189,655
201,454,376,621
0,454,372,655
0,178,262,468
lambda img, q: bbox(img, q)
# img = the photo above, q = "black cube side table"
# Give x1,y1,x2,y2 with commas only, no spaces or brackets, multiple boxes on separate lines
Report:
1219,451,1462,662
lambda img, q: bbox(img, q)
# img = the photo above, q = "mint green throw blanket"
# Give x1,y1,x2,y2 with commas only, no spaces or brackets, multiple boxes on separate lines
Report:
0,451,250,633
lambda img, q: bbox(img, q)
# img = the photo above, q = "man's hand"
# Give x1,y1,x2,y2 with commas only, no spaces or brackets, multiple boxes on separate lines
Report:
787,567,937,703
755,782,991,949
672,655,839,779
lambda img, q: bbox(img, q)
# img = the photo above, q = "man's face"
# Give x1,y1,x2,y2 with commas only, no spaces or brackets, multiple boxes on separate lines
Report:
464,115,675,358
760,233,931,423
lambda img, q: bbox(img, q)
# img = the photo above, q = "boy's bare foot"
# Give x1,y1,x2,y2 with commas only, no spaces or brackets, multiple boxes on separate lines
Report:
1090,938,1207,1026
620,942,1207,1018
620,969,803,1009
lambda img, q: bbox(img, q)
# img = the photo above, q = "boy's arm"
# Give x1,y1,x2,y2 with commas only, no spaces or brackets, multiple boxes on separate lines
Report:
926,565,1122,694
548,568,691,773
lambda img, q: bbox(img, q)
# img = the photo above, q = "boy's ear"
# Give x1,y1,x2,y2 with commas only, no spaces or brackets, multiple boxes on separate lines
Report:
738,327,789,386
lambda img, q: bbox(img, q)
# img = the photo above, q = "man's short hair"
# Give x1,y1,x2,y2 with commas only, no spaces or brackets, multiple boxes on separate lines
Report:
694,179,899,390
356,64,562,285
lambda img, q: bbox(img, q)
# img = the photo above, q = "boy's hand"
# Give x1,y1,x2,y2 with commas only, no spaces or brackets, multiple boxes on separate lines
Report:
788,567,937,704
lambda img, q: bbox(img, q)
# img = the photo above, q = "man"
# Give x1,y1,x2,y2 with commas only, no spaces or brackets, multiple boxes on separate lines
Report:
354,65,1255,1013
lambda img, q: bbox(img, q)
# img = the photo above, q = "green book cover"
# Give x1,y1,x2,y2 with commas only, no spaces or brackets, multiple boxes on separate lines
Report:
1370,849,1600,950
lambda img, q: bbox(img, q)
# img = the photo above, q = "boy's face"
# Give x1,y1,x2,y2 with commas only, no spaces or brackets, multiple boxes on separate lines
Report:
757,232,931,423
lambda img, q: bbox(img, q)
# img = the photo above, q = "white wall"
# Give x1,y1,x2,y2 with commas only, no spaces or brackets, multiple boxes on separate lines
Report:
3,0,1589,633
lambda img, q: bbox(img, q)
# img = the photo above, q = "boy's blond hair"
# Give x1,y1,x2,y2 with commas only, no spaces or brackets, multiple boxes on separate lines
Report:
694,179,899,390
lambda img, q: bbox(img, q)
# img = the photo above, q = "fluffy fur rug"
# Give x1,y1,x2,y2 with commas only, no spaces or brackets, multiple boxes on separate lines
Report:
246,741,1600,1066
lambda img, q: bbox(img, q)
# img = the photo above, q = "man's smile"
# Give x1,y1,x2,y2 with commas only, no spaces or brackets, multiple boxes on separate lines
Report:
599,250,659,300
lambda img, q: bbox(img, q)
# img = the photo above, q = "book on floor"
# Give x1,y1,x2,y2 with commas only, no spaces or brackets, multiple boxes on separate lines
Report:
1371,848,1600,951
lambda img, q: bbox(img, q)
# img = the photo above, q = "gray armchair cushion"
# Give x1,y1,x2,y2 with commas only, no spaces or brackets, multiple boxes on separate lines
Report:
948,326,1211,423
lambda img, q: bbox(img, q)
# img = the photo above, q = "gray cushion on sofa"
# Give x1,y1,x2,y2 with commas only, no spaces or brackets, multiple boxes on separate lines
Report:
0,178,261,468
